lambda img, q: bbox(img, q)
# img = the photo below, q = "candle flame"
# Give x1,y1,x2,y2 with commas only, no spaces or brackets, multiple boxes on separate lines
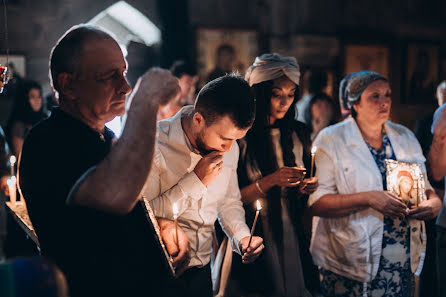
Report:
9,155,16,165
6,176,16,187
173,203,179,218
256,200,262,211
311,146,317,155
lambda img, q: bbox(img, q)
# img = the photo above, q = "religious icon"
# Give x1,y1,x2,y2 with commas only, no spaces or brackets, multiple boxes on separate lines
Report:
141,198,176,277
385,159,425,207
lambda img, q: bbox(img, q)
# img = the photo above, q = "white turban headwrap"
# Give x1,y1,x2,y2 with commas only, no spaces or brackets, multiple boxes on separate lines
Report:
245,53,300,87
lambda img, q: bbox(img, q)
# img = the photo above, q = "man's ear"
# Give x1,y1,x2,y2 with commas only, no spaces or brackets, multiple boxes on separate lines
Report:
193,112,205,128
58,73,77,100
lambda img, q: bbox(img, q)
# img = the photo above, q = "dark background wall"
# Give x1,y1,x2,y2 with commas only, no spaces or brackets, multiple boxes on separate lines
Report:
1,0,445,128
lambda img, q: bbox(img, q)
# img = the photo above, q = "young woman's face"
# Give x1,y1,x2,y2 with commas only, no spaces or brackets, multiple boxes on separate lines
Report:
28,88,42,112
269,76,296,124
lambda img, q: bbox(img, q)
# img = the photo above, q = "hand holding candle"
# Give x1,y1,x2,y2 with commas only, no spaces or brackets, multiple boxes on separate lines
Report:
247,200,262,248
310,146,317,177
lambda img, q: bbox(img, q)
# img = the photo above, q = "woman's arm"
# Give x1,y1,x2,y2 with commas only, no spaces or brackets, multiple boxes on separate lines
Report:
311,190,408,218
240,167,305,205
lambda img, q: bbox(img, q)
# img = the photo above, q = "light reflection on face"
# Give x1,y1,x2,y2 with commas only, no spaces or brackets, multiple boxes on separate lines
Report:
269,76,296,125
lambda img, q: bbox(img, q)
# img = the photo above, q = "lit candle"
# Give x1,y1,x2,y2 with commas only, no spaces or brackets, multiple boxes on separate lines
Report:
7,176,16,207
173,203,179,244
247,200,262,249
310,146,317,177
9,155,16,177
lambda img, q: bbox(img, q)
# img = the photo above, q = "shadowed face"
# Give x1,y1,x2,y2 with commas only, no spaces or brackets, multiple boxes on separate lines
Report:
70,37,132,124
269,76,296,125
28,88,42,112
193,114,248,155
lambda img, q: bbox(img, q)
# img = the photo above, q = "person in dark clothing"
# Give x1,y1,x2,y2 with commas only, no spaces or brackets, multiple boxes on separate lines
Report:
231,53,319,297
5,80,48,156
18,24,190,297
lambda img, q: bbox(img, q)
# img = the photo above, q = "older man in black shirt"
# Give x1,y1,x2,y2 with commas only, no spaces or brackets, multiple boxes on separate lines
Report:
19,24,189,297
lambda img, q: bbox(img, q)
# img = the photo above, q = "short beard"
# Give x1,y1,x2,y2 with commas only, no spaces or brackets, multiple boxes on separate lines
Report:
195,130,216,156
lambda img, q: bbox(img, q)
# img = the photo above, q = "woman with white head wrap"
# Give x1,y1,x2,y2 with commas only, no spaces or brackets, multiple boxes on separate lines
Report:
309,71,441,296
232,53,319,297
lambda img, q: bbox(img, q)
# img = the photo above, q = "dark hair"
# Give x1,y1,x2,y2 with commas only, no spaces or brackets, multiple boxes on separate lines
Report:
49,24,113,96
195,73,255,129
170,60,197,78
304,69,328,94
244,78,300,246
5,80,47,143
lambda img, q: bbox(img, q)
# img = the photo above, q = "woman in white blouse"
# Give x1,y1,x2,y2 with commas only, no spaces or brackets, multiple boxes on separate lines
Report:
309,71,442,297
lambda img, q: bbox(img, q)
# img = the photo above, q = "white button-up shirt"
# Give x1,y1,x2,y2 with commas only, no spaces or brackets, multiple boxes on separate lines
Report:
143,107,250,268
309,117,431,282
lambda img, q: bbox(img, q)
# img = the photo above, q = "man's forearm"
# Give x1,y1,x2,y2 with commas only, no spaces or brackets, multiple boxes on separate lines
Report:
74,99,159,214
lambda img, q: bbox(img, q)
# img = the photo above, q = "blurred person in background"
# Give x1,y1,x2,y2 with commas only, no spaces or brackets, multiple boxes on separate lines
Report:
5,80,48,156
295,69,328,125
158,60,197,120
308,93,337,140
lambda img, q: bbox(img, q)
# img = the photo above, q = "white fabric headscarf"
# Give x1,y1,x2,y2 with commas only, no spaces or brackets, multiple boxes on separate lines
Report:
245,53,300,87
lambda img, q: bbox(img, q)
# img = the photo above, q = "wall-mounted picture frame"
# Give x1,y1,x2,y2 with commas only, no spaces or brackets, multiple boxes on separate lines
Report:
343,44,389,79
0,54,26,78
404,42,440,105
195,28,258,88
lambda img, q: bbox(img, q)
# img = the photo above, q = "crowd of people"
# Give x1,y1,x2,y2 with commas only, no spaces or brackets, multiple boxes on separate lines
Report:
0,23,444,297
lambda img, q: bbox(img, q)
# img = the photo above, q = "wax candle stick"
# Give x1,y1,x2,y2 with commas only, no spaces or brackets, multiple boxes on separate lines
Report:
173,203,179,244
247,200,262,248
9,155,16,177
310,146,317,177
7,176,16,207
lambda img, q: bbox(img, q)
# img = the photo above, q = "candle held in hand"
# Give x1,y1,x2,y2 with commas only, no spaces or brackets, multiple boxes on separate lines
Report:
247,200,262,249
9,155,16,177
310,146,317,177
173,203,179,245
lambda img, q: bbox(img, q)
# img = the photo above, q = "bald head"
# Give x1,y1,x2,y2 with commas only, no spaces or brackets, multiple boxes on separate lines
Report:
437,81,446,106
49,24,115,96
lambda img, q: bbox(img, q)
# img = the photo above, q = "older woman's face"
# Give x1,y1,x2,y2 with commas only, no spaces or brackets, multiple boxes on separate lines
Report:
353,80,391,124
269,76,296,124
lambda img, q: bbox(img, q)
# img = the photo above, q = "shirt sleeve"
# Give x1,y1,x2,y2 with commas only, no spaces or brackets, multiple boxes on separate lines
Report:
308,132,338,206
143,150,207,218
217,166,251,255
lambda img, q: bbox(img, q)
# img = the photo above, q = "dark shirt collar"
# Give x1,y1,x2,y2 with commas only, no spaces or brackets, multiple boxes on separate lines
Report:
51,108,115,142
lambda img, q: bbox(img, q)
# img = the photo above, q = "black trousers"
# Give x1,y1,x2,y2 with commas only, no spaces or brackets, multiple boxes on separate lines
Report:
167,264,213,297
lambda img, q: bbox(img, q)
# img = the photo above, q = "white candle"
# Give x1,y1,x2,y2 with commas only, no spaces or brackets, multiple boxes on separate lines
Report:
9,155,16,177
173,203,179,244
7,176,16,207
247,200,262,249
310,146,317,177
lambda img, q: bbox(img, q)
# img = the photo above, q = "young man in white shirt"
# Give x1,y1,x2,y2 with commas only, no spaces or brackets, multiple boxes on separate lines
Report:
144,73,264,297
